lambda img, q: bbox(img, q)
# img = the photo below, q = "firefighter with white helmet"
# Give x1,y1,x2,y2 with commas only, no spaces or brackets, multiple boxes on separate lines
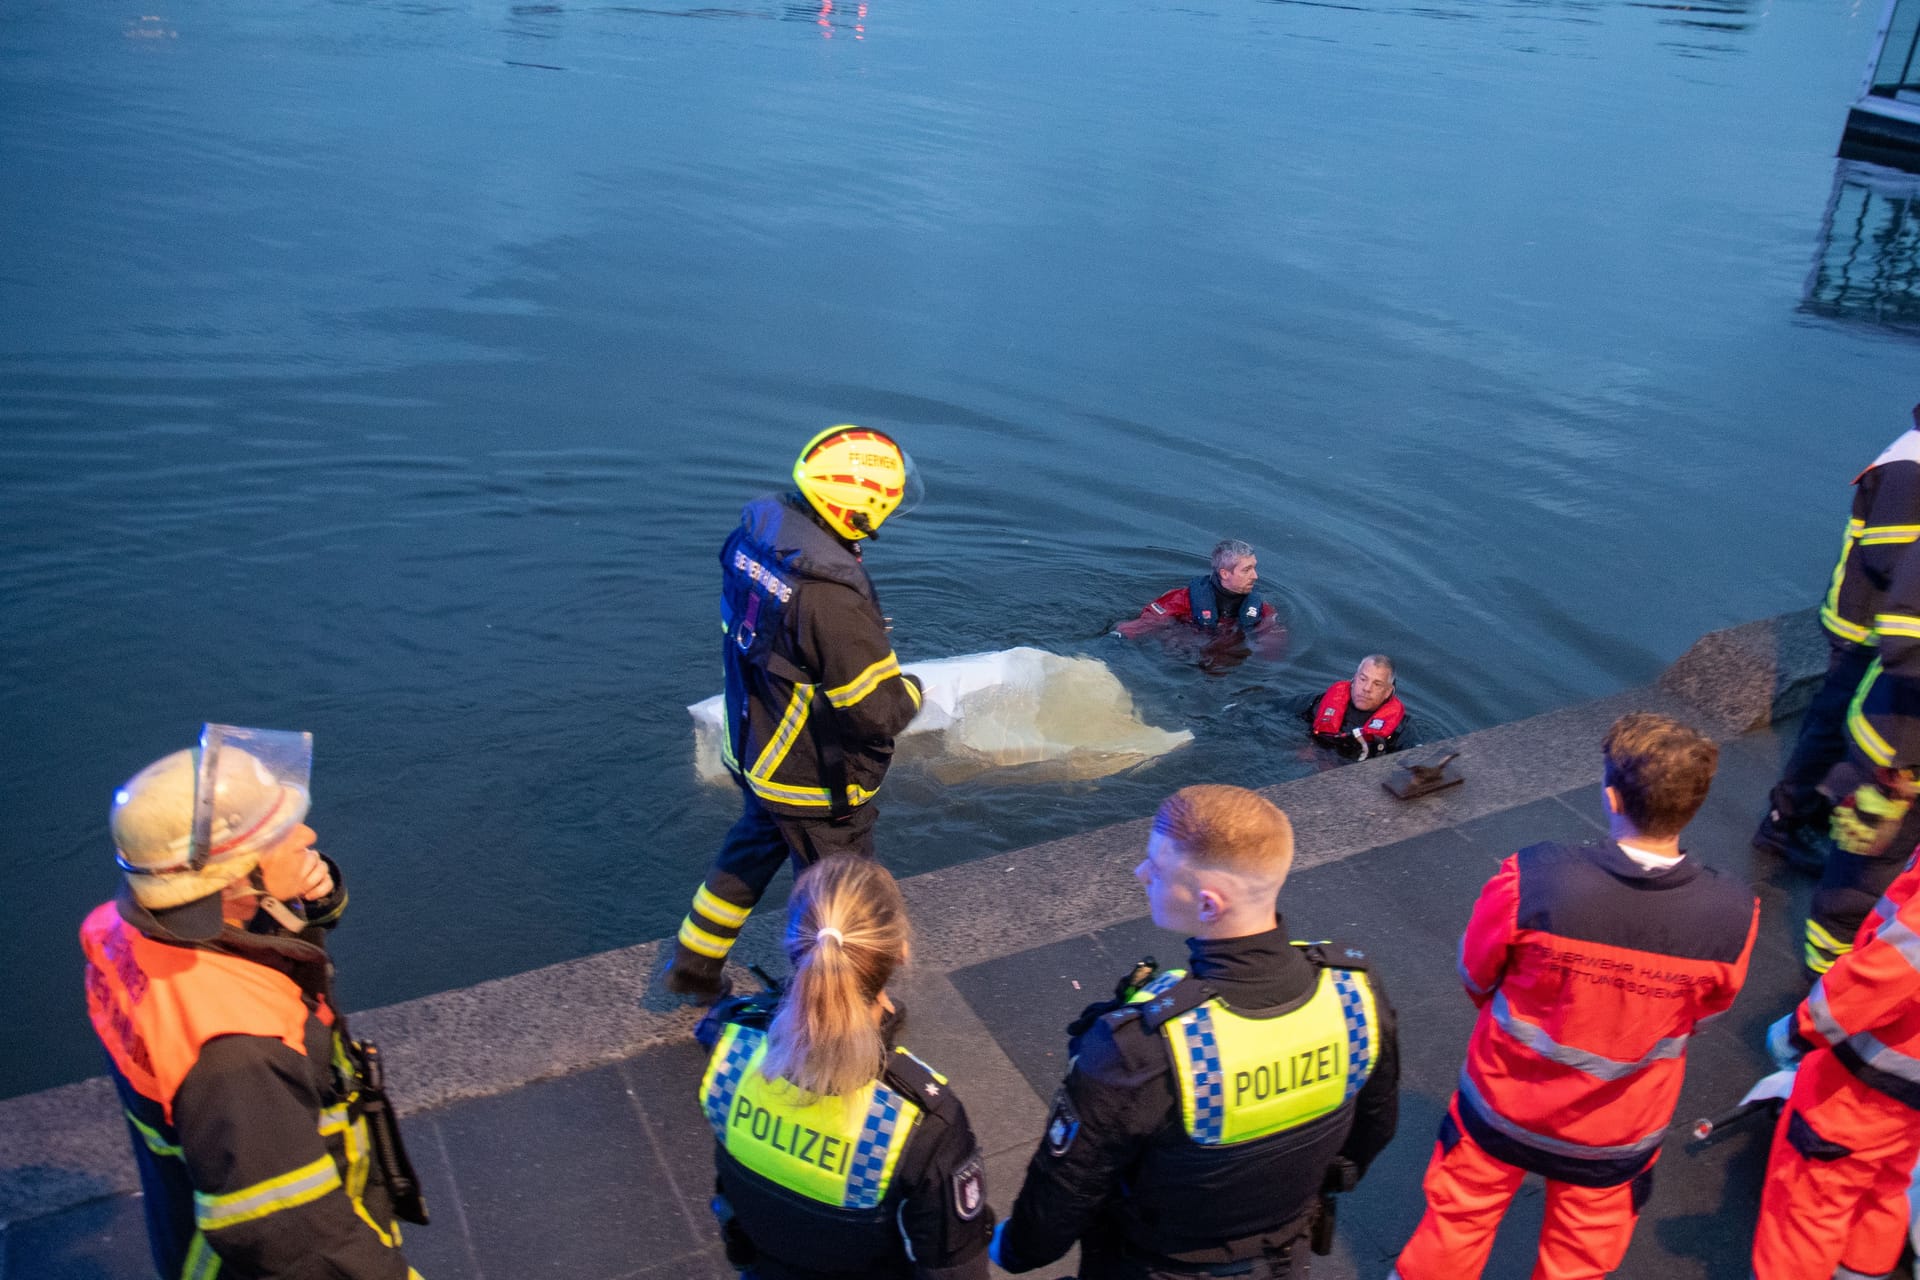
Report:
81,725,426,1279
663,426,926,1002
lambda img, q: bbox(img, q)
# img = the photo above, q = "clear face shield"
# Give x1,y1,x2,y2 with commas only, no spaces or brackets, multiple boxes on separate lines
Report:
852,447,924,539
891,449,925,524
187,723,313,874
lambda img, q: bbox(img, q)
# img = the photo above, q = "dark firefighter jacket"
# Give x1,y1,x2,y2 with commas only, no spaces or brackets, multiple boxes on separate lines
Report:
696,995,992,1280
80,866,420,1280
720,494,923,817
1822,427,1920,649
997,926,1399,1273
1823,427,1920,770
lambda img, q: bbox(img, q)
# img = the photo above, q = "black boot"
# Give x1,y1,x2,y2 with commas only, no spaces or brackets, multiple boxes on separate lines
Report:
1753,806,1832,875
656,947,733,1006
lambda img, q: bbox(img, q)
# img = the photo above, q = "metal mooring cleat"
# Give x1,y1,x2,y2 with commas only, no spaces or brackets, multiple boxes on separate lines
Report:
1383,751,1464,801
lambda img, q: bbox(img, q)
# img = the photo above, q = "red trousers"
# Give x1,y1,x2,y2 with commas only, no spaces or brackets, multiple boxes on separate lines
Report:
1394,1109,1648,1280
1752,1051,1920,1280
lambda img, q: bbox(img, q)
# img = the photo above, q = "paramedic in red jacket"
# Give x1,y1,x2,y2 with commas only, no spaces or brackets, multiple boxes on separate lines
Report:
1752,852,1920,1280
1391,712,1759,1280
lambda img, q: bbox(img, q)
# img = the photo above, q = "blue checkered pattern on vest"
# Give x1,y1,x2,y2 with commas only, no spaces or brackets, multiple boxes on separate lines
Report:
1331,970,1373,1100
1176,1004,1227,1144
704,1027,763,1140
842,1083,907,1209
1139,969,1183,1000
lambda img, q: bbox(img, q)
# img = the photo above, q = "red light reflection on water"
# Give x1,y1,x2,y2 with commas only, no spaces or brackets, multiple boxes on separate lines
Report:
817,0,869,40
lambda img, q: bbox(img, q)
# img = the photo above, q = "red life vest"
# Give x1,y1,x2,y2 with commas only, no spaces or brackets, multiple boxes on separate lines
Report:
1312,681,1405,745
80,902,330,1122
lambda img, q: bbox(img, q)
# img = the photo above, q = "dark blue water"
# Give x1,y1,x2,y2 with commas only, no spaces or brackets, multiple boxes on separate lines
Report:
4,0,1916,1097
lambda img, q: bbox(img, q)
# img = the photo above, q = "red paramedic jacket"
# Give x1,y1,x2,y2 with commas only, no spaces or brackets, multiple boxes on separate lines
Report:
1454,841,1758,1184
1792,853,1920,1109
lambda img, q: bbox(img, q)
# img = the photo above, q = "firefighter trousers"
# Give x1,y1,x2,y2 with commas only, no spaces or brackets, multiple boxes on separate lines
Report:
1752,1052,1920,1280
1807,846,1911,979
672,778,878,981
1773,639,1876,824
1392,1113,1651,1280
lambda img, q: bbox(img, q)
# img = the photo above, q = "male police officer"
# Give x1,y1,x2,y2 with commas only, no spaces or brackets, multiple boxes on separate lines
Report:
993,784,1399,1279
80,724,424,1280
664,426,926,1001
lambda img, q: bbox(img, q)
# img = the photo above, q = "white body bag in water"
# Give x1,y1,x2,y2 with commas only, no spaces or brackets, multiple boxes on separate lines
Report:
688,646,1193,786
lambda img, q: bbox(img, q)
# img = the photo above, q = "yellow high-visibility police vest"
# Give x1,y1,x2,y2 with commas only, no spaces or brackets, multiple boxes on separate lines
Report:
700,1022,924,1209
1128,953,1379,1146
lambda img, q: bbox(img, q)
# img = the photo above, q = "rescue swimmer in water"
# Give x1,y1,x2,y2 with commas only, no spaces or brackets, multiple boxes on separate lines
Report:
1113,539,1287,670
1298,654,1412,760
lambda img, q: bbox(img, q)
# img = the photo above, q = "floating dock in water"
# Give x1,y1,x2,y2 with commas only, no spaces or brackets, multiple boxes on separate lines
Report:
1843,0,1920,165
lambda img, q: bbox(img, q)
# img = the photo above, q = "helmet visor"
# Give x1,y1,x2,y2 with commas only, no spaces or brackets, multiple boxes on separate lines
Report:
189,723,313,871
892,448,925,524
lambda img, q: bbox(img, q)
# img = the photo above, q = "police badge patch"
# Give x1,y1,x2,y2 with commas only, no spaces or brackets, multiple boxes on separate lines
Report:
1046,1089,1080,1157
952,1152,985,1221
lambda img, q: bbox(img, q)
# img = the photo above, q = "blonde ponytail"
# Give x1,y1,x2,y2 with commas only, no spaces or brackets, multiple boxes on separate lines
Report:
761,855,909,1099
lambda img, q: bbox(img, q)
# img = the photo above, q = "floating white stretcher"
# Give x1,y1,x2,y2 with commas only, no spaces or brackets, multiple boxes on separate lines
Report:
689,646,1193,786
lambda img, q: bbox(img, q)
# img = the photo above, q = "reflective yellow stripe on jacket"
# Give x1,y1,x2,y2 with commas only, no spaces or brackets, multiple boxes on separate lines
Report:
737,682,883,810
194,1153,342,1231
126,1109,183,1158
1850,658,1899,767
1823,519,1873,643
825,653,903,709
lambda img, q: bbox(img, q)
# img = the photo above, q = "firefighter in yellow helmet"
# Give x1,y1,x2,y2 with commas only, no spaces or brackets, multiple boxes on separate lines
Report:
79,724,426,1280
663,426,926,1001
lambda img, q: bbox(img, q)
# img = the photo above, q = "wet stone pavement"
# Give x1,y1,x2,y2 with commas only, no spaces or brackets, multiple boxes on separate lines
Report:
9,709,1881,1280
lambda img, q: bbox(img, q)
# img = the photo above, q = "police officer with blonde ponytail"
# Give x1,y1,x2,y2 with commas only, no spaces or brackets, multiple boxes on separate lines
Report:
995,785,1399,1279
696,855,992,1280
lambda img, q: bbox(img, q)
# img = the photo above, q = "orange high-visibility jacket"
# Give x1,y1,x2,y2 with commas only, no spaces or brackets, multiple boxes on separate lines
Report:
1455,842,1758,1184
81,898,418,1280
1793,853,1920,1108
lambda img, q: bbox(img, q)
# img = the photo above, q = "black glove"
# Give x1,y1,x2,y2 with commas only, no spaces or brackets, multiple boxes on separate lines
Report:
1065,958,1158,1048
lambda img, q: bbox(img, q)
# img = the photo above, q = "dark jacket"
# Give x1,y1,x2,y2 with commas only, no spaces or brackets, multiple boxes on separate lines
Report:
80,867,419,1280
721,494,922,817
1822,428,1920,648
999,925,1399,1275
1831,430,1920,769
697,995,992,1280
